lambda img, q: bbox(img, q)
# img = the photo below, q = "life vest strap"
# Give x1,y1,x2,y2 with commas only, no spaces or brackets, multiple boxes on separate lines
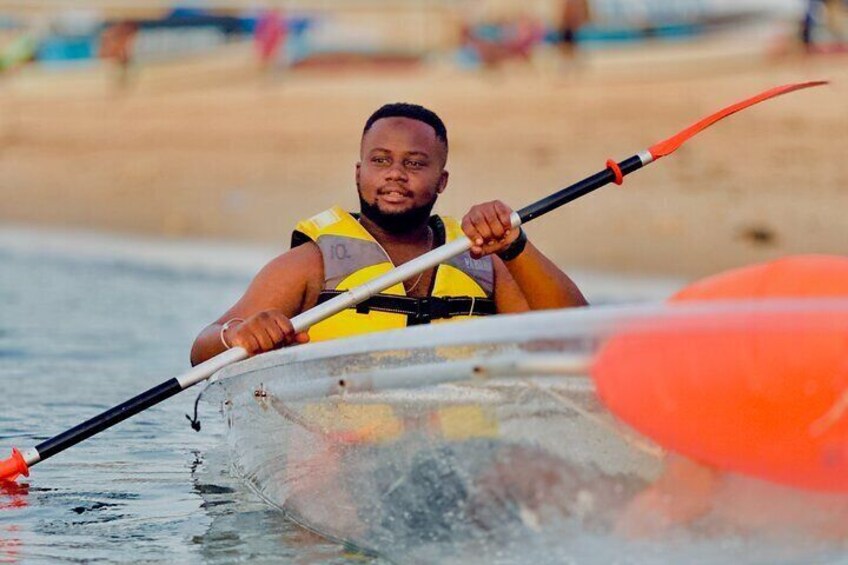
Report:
316,291,497,325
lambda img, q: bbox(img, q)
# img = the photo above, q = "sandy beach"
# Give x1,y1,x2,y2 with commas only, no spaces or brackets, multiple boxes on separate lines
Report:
1,42,846,277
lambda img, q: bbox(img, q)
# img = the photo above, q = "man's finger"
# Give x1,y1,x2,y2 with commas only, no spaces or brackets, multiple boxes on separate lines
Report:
264,319,285,346
470,211,493,242
271,316,295,345
481,206,505,240
238,333,261,356
461,216,482,246
255,325,276,352
277,317,298,343
493,201,513,229
295,332,310,344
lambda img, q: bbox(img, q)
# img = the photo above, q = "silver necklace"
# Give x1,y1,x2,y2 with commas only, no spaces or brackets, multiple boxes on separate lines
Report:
404,228,433,294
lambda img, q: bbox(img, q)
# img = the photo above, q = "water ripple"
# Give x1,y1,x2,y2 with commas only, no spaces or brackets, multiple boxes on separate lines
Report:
0,242,359,564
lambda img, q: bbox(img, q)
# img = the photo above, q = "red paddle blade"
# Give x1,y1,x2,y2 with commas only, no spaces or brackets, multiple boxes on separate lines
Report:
0,449,29,482
649,81,829,160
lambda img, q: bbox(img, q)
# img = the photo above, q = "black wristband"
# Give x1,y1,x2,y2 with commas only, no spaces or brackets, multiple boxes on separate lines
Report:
496,228,527,261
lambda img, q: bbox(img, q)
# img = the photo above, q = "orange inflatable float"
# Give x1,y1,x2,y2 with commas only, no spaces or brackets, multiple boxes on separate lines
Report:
593,255,848,492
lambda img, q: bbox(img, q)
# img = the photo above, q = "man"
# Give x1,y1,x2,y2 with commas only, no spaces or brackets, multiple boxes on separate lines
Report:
190,103,587,365
556,0,590,61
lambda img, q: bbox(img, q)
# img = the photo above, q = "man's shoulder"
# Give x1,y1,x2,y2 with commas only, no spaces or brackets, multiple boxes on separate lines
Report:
264,240,322,278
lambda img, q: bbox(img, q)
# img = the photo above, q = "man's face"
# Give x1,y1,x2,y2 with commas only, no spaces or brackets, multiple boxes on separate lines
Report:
356,117,448,229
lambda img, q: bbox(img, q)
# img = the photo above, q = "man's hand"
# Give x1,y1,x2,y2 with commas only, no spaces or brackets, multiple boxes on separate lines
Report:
224,310,310,356
462,200,520,259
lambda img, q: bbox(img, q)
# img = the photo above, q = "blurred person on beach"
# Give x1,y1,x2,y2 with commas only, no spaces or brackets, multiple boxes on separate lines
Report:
459,13,545,70
801,0,848,51
255,9,286,73
99,21,137,89
191,103,587,365
555,0,590,62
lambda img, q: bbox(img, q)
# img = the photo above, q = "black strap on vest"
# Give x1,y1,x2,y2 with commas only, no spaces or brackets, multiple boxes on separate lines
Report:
317,290,496,326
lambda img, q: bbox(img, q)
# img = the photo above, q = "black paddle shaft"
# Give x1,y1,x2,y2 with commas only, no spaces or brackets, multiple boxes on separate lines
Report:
34,379,183,461
517,155,645,224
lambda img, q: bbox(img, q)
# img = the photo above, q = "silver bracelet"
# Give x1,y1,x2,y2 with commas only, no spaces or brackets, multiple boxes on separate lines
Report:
219,318,245,350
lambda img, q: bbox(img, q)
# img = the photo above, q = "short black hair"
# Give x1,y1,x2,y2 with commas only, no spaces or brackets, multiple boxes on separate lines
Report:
363,103,448,149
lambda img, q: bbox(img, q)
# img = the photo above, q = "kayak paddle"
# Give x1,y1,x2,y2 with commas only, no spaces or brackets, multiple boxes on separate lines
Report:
0,80,827,482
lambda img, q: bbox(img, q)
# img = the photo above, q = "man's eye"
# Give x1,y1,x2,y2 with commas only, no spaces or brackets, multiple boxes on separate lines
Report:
372,157,389,165
405,160,425,169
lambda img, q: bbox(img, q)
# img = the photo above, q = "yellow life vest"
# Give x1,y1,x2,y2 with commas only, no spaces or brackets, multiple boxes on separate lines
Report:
292,206,496,342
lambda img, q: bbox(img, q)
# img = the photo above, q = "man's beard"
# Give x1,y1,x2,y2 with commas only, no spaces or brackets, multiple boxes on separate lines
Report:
358,187,437,234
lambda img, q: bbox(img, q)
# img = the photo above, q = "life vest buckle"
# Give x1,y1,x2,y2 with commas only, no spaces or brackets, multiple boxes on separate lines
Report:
409,297,453,324
410,297,432,324
317,290,496,328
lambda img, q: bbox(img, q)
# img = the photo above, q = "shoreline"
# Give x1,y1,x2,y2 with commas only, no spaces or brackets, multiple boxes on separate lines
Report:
1,46,846,278
0,222,684,303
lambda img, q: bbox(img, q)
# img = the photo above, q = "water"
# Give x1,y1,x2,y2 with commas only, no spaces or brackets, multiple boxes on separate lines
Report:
0,227,376,564
0,225,683,564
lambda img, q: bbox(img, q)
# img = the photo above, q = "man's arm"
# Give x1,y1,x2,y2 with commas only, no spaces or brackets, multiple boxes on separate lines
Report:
190,242,324,365
462,200,588,312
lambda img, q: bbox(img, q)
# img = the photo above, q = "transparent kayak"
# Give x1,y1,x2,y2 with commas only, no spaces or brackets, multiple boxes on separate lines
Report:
205,301,848,563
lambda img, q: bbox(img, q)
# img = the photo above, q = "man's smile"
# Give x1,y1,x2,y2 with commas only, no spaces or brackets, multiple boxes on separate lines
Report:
377,187,412,204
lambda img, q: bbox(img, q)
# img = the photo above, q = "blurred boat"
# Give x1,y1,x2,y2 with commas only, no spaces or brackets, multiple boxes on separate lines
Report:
205,300,848,562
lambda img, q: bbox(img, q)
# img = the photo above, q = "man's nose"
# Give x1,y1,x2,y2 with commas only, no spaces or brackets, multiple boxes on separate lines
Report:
385,162,408,180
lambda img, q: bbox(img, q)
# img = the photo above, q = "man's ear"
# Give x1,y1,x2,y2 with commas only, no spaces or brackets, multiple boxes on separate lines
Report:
355,162,361,185
437,170,449,194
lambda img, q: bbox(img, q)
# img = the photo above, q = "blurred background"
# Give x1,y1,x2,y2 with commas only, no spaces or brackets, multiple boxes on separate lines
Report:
0,0,846,277
0,3,847,562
